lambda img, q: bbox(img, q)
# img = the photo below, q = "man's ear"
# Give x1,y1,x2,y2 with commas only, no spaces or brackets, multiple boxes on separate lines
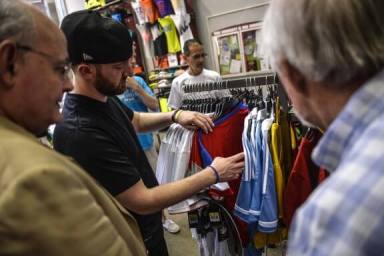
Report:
0,40,18,88
77,63,96,80
278,60,307,95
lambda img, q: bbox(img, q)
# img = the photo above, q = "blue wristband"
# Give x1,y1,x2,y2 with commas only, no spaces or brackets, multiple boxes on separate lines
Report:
208,165,220,184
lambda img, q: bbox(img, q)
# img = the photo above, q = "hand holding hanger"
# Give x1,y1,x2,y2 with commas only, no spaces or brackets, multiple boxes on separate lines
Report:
174,110,215,134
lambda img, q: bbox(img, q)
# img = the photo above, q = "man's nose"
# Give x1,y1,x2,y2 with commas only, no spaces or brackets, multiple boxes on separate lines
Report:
63,77,74,92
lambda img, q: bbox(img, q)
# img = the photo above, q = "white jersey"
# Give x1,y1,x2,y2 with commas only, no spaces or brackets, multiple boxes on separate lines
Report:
170,0,187,14
131,1,146,25
170,13,194,49
168,69,221,109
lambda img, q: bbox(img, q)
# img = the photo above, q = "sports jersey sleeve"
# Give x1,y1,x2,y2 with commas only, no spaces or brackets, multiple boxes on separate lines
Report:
168,79,182,109
62,129,141,196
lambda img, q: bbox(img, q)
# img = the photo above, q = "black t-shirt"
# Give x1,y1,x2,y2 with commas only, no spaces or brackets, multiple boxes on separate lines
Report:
53,94,163,249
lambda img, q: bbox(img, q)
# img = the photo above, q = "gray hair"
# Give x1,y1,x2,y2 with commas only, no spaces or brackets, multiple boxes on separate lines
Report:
262,0,384,84
0,0,36,45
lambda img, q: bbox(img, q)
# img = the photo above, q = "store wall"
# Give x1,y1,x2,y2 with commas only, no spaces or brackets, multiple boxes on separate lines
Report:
193,0,270,70
65,0,84,14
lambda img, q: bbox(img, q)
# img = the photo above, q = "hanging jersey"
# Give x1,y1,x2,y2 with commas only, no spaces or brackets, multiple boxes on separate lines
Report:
234,115,254,222
158,16,181,53
151,24,168,57
270,122,285,218
131,1,146,25
171,14,194,49
140,0,159,24
248,117,264,223
257,118,278,233
85,0,105,9
136,24,155,71
170,0,187,14
153,0,174,17
283,129,325,227
189,102,249,245
156,124,203,213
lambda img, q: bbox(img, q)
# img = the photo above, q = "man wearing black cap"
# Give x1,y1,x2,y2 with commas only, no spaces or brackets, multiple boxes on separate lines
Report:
53,10,244,255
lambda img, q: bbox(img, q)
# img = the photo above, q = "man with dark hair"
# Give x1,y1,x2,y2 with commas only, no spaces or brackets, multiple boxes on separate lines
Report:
262,0,384,255
0,1,146,255
54,11,244,256
168,39,221,109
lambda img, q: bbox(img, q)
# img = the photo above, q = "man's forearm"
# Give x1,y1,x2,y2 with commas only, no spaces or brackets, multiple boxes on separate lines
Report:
134,87,159,111
122,168,216,214
146,168,216,212
133,111,175,133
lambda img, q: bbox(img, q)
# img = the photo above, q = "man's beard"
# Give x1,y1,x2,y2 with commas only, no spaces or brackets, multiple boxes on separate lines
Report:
94,70,126,96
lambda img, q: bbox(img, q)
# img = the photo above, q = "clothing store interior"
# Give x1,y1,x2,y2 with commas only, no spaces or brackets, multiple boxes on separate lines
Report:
3,0,383,255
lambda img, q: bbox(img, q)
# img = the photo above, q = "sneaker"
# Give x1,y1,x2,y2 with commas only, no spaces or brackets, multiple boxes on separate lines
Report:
163,219,180,234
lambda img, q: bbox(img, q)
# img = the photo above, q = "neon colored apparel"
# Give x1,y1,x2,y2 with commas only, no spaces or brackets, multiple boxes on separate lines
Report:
157,16,181,53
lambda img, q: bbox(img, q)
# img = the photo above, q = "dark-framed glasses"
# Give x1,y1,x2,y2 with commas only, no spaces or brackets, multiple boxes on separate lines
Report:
16,44,72,81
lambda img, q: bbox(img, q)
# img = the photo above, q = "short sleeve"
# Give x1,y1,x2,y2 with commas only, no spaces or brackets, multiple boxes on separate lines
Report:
168,79,181,109
135,76,155,97
62,129,141,196
114,96,134,120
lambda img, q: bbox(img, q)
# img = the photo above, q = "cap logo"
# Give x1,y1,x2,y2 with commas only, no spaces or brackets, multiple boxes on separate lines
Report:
82,53,94,61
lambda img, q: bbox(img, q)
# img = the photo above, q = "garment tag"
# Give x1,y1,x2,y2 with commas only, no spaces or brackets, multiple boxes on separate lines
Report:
218,225,229,241
198,207,212,235
188,210,199,228
208,205,222,226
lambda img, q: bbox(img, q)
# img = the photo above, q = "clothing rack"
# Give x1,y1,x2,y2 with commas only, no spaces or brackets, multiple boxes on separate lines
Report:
183,74,279,93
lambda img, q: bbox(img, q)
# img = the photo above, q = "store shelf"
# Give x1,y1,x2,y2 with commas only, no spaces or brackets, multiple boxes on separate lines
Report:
149,76,176,83
153,64,188,71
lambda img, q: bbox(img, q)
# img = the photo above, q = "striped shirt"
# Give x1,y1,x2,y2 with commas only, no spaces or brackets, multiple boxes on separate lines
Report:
288,69,384,256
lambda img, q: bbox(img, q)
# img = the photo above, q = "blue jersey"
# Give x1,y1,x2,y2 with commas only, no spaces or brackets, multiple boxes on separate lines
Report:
118,76,155,150
234,109,278,235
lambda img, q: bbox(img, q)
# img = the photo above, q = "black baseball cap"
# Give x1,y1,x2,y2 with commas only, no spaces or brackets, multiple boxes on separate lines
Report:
61,10,132,64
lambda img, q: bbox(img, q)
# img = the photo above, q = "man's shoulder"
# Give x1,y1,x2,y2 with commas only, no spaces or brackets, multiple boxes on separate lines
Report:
0,131,82,184
172,71,190,84
134,75,147,87
202,69,221,79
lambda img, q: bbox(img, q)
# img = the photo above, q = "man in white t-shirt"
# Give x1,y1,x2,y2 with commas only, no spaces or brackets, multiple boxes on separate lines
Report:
168,39,221,109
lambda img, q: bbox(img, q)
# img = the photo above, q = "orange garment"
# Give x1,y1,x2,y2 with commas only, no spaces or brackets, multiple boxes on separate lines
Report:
140,0,159,24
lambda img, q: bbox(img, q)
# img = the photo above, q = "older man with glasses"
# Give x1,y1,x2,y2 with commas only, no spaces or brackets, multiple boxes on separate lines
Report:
168,39,221,110
0,1,147,255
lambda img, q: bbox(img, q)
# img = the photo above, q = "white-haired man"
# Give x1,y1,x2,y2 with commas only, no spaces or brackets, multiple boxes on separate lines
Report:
262,0,384,255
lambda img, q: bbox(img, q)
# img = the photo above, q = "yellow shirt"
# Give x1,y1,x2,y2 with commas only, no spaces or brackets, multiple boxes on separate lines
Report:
158,16,182,53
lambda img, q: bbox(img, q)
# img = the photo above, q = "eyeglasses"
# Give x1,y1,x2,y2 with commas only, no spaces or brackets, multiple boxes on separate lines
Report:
190,53,208,60
16,44,71,82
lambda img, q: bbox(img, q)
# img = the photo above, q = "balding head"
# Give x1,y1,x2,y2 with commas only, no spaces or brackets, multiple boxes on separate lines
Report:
0,0,35,45
0,0,72,135
24,2,67,51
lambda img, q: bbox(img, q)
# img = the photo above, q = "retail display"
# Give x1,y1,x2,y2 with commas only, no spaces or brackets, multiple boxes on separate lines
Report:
155,74,328,254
